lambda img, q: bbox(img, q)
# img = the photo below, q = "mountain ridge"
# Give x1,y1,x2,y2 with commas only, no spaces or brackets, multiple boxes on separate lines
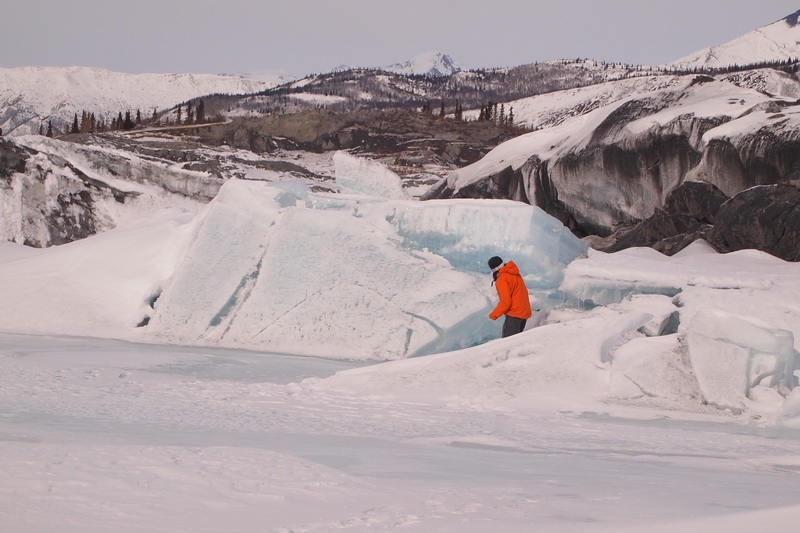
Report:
5,7,800,139
669,9,800,69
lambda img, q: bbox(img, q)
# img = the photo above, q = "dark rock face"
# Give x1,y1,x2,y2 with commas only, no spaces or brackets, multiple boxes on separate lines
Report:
597,181,800,261
711,183,800,261
603,181,729,254
423,164,529,203
548,133,704,236
0,138,30,178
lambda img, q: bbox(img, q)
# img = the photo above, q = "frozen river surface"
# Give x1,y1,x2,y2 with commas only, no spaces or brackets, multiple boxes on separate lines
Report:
2,333,799,532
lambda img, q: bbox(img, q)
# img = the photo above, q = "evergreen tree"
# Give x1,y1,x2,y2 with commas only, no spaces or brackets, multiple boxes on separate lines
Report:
123,111,135,130
186,102,194,124
177,104,182,124
439,101,445,118
79,111,91,134
46,121,53,137
197,99,205,123
71,114,79,134
136,109,142,125
485,101,494,122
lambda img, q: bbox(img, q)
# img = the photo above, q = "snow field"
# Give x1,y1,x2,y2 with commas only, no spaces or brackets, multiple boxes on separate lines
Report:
2,334,800,532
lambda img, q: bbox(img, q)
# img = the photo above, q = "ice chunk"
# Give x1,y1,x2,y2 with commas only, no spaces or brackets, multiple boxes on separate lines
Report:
334,151,409,199
607,334,704,409
148,180,489,360
147,180,285,343
384,198,587,288
686,309,798,413
306,193,587,290
326,155,587,289
217,206,489,359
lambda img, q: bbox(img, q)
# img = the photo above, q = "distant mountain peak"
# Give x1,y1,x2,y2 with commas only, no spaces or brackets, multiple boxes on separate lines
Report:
384,52,462,77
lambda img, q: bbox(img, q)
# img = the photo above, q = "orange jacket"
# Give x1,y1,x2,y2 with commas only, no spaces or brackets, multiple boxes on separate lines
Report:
489,261,532,321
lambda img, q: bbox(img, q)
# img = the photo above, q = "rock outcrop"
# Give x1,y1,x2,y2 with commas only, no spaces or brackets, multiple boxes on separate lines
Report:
0,137,218,247
711,183,800,261
194,110,520,167
1,138,103,246
601,181,728,255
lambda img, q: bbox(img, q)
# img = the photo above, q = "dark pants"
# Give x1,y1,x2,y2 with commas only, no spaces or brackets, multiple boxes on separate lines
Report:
502,316,527,338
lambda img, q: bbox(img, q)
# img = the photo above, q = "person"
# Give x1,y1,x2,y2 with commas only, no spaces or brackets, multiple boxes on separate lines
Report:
487,256,532,337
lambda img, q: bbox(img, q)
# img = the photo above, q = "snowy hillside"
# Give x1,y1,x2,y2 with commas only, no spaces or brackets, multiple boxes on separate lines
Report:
478,68,800,132
432,72,800,255
670,9,800,69
383,51,463,76
0,66,275,136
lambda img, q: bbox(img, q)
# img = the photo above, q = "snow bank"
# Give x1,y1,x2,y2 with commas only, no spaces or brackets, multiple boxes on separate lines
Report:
0,208,197,336
308,239,800,424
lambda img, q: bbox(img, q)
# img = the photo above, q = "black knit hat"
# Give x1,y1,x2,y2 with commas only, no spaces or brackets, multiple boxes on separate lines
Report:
488,256,503,272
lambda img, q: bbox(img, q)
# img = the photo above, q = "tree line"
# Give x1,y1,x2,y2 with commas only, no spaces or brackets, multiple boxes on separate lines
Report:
41,99,210,137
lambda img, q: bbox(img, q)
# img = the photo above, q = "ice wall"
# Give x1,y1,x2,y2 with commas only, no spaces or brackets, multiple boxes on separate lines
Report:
385,198,587,288
147,179,496,360
145,181,285,341
307,194,588,289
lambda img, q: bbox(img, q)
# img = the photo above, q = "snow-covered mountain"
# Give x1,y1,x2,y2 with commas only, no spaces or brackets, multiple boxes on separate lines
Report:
383,51,462,77
669,9,800,69
230,68,297,85
0,66,276,136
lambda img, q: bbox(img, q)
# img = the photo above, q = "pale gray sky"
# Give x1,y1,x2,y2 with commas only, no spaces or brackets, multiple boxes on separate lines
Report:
4,0,800,76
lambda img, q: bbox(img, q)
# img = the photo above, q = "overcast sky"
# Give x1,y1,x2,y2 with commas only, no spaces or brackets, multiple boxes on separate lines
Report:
4,0,800,76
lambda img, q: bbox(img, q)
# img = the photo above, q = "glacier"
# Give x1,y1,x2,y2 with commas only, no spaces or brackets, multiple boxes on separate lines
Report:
0,152,797,424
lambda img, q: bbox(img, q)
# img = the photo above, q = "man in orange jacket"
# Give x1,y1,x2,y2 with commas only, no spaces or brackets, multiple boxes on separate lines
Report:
488,256,532,337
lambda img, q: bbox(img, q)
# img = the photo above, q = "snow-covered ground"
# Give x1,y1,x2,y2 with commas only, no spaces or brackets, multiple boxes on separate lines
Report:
2,332,800,532
1,154,799,531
